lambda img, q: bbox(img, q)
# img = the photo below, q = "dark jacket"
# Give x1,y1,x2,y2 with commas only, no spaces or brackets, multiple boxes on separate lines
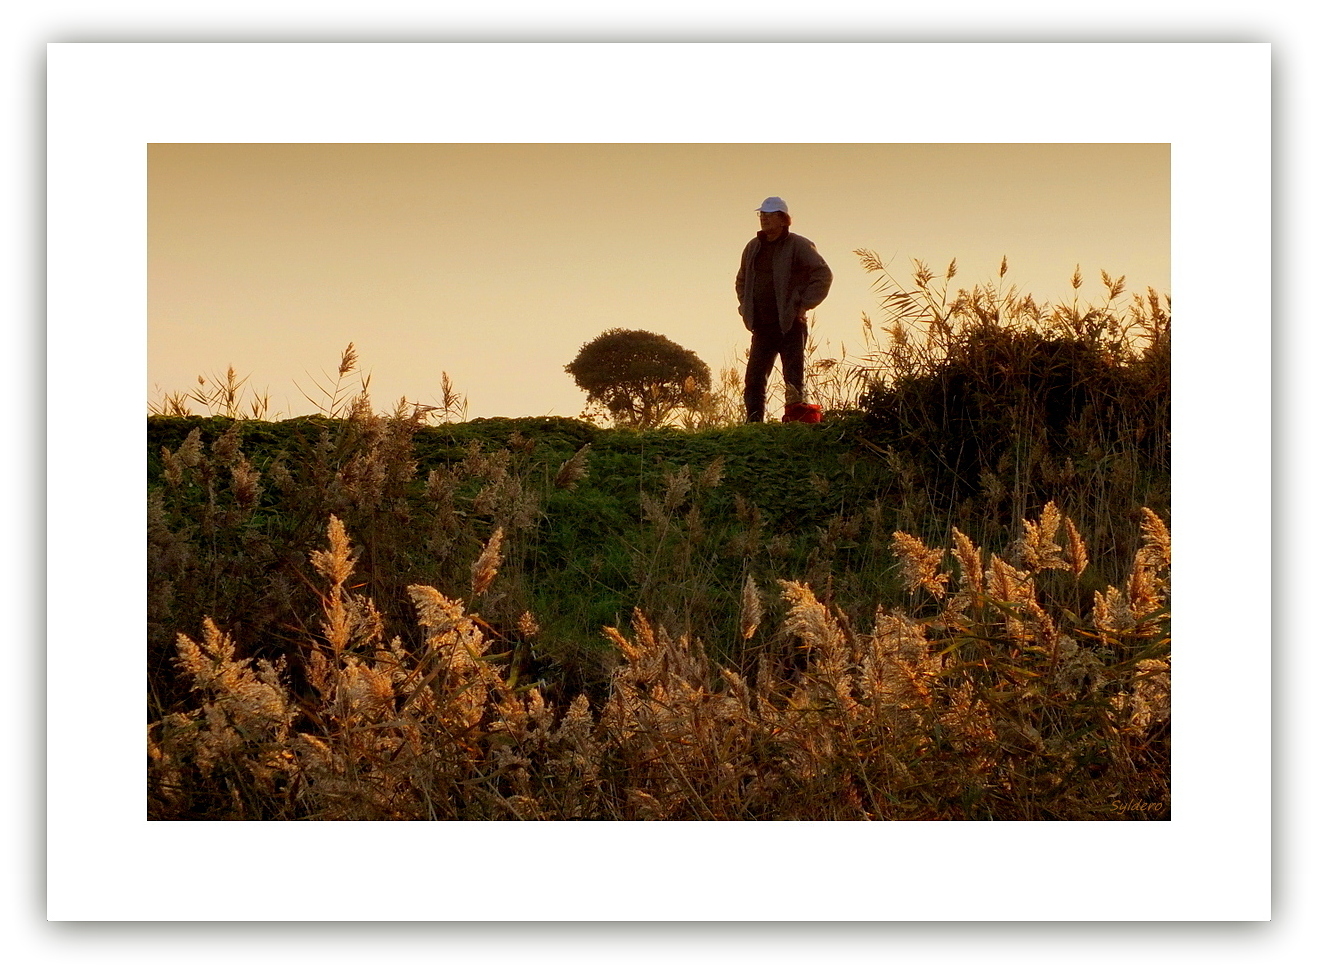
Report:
735,231,833,333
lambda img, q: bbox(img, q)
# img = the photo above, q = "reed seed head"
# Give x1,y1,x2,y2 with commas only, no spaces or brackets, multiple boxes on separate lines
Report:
891,532,949,597
471,527,505,596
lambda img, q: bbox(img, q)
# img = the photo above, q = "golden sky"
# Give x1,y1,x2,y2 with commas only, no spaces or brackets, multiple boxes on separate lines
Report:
148,142,1169,419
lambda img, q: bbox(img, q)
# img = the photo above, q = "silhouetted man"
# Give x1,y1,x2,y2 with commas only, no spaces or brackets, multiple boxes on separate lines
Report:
735,196,833,422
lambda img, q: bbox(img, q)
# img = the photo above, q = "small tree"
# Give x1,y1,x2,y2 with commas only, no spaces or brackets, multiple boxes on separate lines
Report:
565,329,712,428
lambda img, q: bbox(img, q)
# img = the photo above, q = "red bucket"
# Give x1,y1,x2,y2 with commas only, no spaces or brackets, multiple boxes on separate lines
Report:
783,402,822,424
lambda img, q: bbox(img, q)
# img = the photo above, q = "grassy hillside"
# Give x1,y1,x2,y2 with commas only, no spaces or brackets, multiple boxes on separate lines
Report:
148,407,1169,821
149,414,902,700
147,260,1171,820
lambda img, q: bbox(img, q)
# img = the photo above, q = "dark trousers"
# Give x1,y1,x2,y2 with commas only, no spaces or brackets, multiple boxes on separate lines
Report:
744,321,807,422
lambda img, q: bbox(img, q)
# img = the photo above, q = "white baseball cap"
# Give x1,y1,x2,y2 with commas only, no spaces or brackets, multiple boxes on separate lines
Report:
756,196,789,214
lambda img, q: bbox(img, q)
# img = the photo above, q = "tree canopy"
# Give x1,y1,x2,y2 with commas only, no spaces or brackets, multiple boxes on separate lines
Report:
565,329,711,428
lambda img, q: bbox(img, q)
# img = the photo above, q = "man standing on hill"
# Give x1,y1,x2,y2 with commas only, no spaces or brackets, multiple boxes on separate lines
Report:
735,196,833,422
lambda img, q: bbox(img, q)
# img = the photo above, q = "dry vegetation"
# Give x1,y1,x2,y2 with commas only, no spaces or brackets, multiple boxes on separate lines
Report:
149,506,1168,820
148,257,1171,820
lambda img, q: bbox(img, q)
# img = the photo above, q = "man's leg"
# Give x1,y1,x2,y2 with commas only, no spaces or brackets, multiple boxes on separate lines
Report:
780,321,808,407
743,329,779,422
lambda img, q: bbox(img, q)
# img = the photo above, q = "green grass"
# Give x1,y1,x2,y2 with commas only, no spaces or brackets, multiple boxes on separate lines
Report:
148,403,1165,715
